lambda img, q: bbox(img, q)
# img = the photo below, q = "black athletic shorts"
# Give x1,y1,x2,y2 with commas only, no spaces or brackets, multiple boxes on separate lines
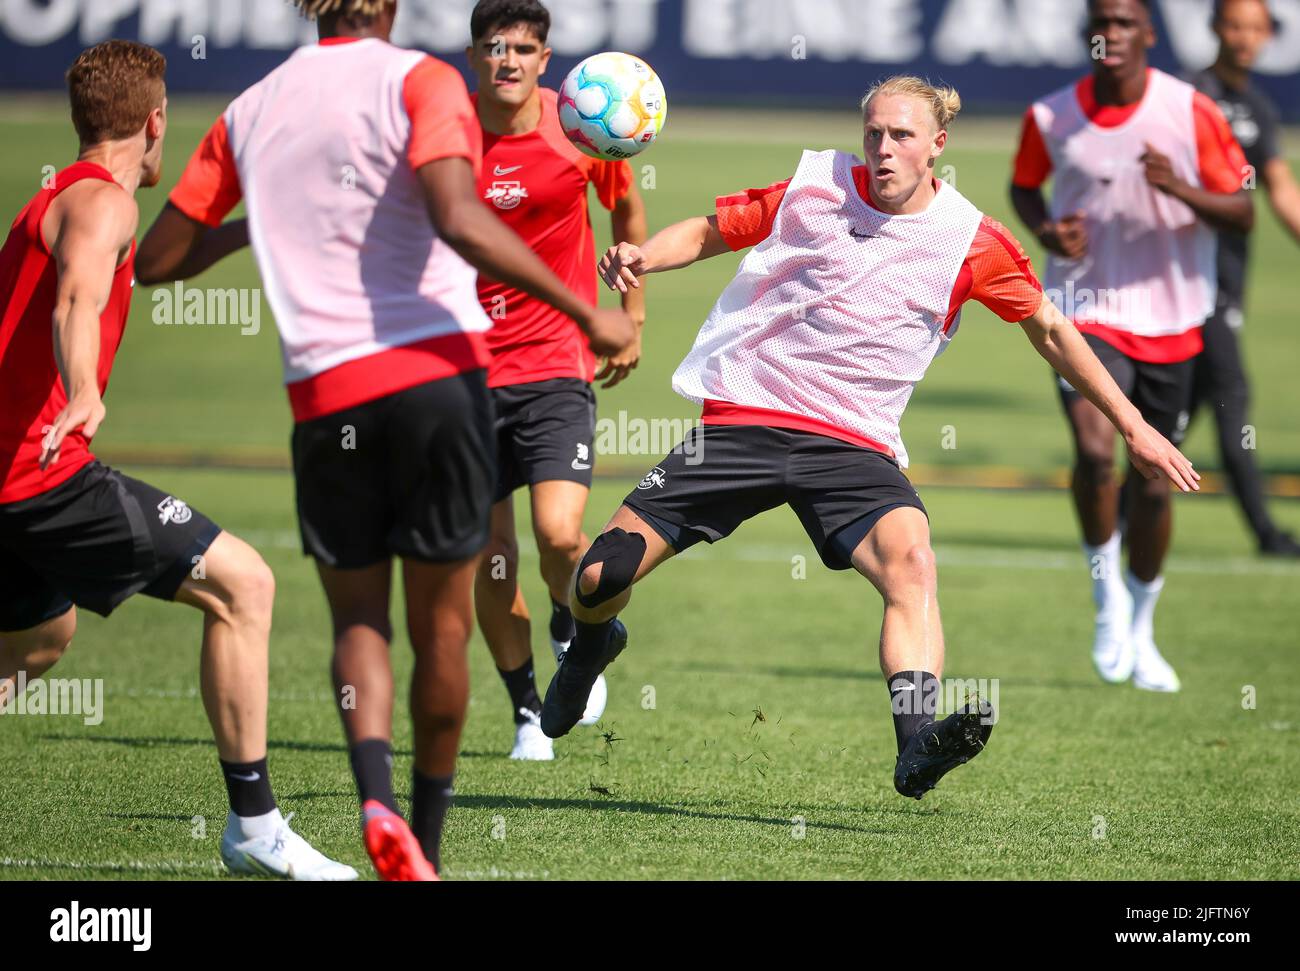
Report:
622,423,927,571
491,377,596,503
291,371,496,569
1057,332,1195,444
0,461,221,631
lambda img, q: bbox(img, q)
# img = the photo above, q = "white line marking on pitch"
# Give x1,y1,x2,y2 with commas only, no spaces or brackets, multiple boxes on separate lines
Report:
0,856,223,875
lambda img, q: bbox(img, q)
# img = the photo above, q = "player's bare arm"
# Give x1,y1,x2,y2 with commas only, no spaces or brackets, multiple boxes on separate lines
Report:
597,183,649,389
1019,294,1200,493
135,202,249,285
1140,141,1254,233
1263,156,1300,243
418,154,634,357
600,214,731,292
40,181,138,469
1010,186,1089,260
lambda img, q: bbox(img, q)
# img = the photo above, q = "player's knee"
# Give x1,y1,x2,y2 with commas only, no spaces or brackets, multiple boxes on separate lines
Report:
536,526,583,565
573,528,646,610
224,552,276,630
883,543,937,600
480,535,520,580
1075,447,1115,489
1131,473,1171,508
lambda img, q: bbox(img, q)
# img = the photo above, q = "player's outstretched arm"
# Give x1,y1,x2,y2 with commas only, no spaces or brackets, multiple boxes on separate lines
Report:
40,182,137,469
135,203,249,285
597,185,649,389
418,156,634,358
599,215,730,293
1019,295,1200,493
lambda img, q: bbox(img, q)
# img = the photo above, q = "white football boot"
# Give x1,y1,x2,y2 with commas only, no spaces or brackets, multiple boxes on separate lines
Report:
1132,637,1181,692
552,634,607,726
510,708,555,760
1092,588,1136,684
220,811,358,881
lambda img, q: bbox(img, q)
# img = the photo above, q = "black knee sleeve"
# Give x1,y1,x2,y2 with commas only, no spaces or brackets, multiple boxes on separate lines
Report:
574,528,646,610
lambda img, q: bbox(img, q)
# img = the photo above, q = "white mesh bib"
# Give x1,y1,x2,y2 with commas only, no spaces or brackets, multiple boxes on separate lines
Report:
672,149,983,467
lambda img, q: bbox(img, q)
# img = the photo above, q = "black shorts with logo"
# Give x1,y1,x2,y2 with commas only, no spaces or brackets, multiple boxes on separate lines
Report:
0,461,221,631
291,371,496,569
1057,332,1195,444
491,377,596,503
622,423,927,571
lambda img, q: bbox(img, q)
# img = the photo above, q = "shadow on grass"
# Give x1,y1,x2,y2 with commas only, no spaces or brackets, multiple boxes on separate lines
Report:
38,734,413,756
452,792,886,835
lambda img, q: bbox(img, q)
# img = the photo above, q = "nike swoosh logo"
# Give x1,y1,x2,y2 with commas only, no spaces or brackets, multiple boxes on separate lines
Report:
229,771,261,782
494,164,523,176
891,684,916,691
849,228,880,239
571,460,592,471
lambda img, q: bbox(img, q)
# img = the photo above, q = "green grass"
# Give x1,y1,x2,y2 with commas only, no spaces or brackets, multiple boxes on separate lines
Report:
1,99,1298,880
2,472,1297,880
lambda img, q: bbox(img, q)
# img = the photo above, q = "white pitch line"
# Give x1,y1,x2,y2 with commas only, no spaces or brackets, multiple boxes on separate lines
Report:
0,856,224,875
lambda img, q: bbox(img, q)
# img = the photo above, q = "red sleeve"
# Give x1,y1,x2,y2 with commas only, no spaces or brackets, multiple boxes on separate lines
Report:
404,56,483,175
1192,91,1248,194
1011,107,1053,190
715,178,792,251
169,115,242,227
947,215,1043,327
588,159,633,211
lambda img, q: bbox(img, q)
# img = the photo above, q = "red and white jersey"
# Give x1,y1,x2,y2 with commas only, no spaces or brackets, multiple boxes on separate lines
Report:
170,37,492,422
0,163,135,503
474,88,632,389
674,149,1043,468
1014,68,1248,364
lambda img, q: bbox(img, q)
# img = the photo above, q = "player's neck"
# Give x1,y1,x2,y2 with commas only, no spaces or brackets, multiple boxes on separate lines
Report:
1092,65,1149,107
76,142,143,195
1211,55,1250,93
869,176,938,216
477,89,544,136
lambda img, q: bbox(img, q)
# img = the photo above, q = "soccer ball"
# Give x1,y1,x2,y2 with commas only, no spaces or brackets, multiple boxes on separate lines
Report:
558,52,668,162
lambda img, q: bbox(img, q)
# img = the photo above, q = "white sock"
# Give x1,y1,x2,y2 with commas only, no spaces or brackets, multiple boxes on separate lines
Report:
1125,570,1164,649
230,807,284,841
1083,532,1125,614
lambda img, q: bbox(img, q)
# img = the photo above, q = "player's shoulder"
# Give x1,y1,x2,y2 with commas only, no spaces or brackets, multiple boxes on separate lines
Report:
1034,76,1083,114
971,213,1028,256
48,176,138,246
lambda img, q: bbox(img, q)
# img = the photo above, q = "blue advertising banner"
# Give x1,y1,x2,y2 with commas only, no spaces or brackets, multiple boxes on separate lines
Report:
0,0,1297,117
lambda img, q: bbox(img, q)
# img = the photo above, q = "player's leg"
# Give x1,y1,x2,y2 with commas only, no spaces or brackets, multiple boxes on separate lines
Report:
0,555,76,709
1198,309,1297,555
1119,357,1196,693
172,529,358,880
474,498,550,757
543,425,786,738
402,554,478,875
1058,341,1139,683
385,369,497,877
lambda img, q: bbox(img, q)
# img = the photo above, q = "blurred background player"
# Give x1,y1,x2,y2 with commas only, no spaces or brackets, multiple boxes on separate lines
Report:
135,0,634,879
1189,0,1300,557
465,0,648,761
1011,0,1252,692
544,77,1199,800
0,40,354,881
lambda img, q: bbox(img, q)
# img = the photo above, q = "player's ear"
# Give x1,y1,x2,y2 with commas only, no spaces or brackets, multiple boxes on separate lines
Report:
932,128,947,158
539,45,552,76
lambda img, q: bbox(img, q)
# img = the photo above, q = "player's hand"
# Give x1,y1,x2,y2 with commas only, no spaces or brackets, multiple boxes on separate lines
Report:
1125,422,1201,493
1039,211,1089,260
39,389,105,470
599,242,649,293
595,324,642,390
582,307,637,359
1140,143,1182,196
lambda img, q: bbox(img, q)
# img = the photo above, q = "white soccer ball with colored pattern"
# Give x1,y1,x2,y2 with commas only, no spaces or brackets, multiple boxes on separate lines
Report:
558,52,668,161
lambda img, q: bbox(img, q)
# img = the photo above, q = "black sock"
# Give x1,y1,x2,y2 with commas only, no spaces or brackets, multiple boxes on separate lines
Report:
349,738,398,814
411,770,454,873
569,617,614,665
219,757,276,817
498,658,541,723
887,670,940,753
549,597,576,645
